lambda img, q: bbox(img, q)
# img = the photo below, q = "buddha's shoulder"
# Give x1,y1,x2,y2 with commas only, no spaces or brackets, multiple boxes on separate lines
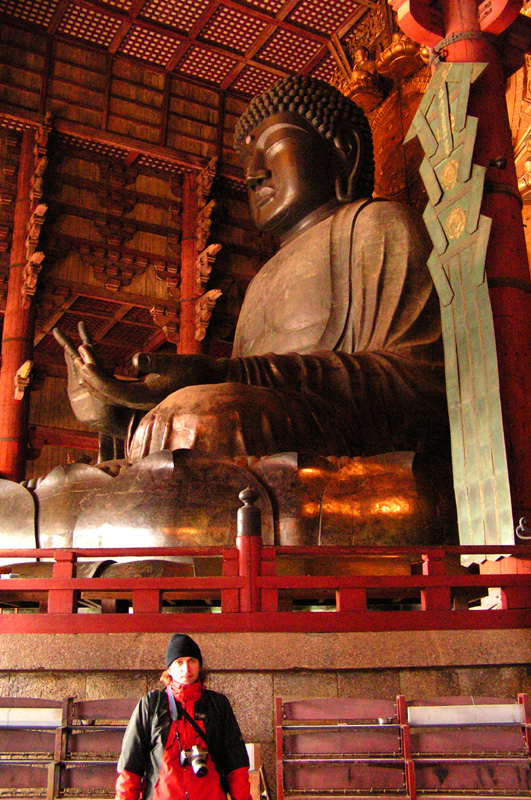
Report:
353,198,425,230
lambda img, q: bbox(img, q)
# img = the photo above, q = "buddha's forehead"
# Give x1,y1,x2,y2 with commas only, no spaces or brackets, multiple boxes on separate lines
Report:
236,110,322,157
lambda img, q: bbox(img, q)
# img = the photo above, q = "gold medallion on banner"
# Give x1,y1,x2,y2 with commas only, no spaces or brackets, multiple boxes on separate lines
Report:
446,207,466,239
441,160,459,190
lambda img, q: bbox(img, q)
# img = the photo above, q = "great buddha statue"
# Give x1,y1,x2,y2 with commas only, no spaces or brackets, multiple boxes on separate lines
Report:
55,76,449,466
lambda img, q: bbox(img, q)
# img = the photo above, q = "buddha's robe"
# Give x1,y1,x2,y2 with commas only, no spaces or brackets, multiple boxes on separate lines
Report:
128,199,448,461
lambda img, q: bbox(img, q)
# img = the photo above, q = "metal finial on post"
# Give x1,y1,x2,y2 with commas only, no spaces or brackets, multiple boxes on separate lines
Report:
237,486,261,538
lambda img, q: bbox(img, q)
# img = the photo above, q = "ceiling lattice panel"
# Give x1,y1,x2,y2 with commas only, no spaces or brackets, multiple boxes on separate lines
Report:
99,0,134,10
199,6,269,55
119,27,182,68
0,0,365,95
254,28,321,71
57,4,123,47
139,0,212,34
286,0,358,35
178,45,238,84
231,64,279,97
0,0,60,27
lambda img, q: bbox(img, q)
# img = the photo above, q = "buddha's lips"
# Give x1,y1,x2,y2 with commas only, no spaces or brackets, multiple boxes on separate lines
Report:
253,186,277,207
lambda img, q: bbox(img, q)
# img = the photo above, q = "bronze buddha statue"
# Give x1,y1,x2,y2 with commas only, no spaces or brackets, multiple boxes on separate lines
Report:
55,76,449,465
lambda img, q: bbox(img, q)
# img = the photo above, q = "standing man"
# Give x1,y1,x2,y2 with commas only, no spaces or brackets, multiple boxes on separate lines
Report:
115,634,252,800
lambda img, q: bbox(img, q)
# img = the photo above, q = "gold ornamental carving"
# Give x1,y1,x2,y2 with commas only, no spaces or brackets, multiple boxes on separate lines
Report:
375,33,425,81
336,47,383,113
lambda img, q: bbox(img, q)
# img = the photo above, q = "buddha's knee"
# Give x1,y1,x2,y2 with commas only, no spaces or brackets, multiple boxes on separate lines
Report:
127,382,351,461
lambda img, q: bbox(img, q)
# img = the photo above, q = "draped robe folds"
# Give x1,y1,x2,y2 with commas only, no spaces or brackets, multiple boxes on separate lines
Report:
127,199,449,461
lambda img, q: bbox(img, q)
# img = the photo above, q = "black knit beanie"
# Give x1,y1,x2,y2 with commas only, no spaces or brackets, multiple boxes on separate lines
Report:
165,633,203,669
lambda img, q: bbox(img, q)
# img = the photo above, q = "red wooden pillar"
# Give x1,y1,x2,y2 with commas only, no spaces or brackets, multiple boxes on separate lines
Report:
441,0,531,525
393,0,531,524
0,130,37,482
178,172,200,354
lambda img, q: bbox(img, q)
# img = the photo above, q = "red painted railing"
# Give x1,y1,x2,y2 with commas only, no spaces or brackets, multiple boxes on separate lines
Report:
0,540,530,633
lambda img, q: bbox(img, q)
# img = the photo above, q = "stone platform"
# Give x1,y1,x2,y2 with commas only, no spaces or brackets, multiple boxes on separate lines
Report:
1,629,530,797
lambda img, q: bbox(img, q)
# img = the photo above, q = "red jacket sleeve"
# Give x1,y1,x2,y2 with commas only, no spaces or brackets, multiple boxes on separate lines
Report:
115,769,143,800
226,766,253,800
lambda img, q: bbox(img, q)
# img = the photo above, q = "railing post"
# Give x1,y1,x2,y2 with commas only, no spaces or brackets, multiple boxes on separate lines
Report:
260,547,278,612
132,589,160,614
221,549,240,612
236,487,262,613
48,550,77,614
420,549,451,612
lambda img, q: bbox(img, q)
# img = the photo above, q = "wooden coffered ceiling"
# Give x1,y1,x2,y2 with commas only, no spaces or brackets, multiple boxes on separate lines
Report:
0,0,372,97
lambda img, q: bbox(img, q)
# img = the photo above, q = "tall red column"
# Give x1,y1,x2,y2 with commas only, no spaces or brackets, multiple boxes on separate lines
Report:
0,130,37,482
443,0,531,523
394,0,531,523
178,172,200,354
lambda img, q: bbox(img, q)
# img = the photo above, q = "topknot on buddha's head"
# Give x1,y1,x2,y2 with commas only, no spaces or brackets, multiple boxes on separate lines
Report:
234,75,374,199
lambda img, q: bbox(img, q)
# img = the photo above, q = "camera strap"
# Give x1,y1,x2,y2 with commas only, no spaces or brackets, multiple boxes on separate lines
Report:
166,686,209,749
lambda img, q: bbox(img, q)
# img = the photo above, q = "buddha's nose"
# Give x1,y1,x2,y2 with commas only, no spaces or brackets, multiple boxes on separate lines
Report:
246,166,271,190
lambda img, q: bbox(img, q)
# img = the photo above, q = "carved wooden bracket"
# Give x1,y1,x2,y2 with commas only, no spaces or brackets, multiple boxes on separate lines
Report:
195,288,222,342
22,251,45,309
167,230,181,254
154,258,180,299
0,223,11,253
30,156,48,206
196,199,215,253
92,159,140,220
0,269,8,300
94,215,137,246
169,201,182,225
34,112,53,159
197,156,218,209
103,159,138,191
2,134,19,201
96,186,138,216
26,203,47,259
38,283,72,316
80,244,149,291
14,359,33,400
150,303,180,344
196,243,222,292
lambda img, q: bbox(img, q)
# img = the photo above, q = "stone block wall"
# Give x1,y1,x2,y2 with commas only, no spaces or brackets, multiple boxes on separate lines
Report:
1,630,530,797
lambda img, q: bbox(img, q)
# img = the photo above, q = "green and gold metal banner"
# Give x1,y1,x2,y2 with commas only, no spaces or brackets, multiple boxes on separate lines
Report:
405,62,514,564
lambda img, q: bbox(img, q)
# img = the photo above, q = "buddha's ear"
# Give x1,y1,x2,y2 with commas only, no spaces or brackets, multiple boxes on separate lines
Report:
333,126,363,203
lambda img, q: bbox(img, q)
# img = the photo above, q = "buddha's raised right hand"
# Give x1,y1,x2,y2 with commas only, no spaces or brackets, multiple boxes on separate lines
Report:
53,322,227,436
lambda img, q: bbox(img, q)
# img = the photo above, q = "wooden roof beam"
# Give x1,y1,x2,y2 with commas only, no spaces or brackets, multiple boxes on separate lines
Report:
0,106,205,172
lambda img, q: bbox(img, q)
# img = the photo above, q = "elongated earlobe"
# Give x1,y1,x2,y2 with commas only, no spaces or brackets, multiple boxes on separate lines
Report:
334,128,362,203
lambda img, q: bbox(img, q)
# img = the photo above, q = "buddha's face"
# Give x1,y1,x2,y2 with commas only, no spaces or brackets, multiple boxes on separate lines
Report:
238,111,341,238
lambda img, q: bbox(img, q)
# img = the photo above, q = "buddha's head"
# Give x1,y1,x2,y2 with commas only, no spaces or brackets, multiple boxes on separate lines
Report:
234,76,374,239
